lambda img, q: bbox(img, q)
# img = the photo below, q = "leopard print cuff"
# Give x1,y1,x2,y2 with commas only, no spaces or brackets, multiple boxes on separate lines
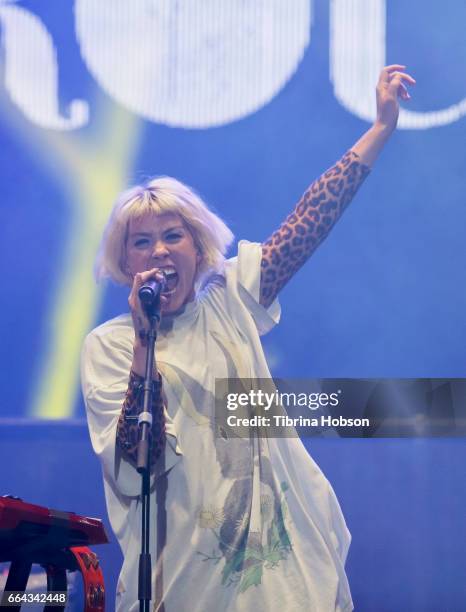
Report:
116,370,166,468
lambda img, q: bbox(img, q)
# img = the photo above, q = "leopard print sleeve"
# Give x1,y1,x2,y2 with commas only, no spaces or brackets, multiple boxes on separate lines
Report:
116,370,166,469
260,150,371,307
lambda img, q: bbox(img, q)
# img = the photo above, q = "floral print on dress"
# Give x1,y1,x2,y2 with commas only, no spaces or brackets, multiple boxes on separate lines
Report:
197,481,292,594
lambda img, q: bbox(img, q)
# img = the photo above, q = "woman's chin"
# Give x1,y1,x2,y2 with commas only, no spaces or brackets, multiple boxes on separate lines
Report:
160,294,188,316
160,285,196,316
160,298,176,314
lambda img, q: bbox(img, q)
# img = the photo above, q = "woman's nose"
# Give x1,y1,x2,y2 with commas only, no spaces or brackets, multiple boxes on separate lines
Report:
152,240,169,258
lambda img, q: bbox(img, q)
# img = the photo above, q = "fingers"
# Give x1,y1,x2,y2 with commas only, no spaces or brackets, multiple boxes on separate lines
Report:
133,268,165,288
379,64,406,83
384,64,407,73
389,71,416,85
129,268,164,298
387,71,416,99
398,82,410,100
379,65,415,86
128,268,165,343
377,64,416,103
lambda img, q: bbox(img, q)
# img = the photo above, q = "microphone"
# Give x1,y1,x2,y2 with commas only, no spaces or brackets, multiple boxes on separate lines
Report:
138,274,166,306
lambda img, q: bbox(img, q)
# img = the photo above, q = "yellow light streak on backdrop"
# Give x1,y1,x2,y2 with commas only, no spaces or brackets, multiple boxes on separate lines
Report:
31,105,142,418
0,89,141,418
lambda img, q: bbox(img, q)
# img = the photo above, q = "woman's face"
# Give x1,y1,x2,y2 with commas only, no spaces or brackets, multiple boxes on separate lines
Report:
125,212,201,314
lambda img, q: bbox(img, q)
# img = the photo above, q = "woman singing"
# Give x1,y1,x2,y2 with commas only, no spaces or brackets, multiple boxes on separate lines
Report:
82,65,414,611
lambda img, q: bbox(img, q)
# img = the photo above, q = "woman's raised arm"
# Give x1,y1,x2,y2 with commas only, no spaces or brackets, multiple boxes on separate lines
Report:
260,65,415,308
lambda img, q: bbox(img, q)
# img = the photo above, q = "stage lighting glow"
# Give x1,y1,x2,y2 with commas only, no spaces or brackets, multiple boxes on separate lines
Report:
30,107,141,418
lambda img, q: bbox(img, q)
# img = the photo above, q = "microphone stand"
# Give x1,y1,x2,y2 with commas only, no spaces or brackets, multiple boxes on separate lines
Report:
136,294,161,612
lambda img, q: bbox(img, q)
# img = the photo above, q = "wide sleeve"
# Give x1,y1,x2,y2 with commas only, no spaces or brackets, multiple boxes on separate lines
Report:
224,240,281,336
81,324,180,498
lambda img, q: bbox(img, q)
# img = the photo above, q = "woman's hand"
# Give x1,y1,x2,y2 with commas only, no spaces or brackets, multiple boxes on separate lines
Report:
375,64,416,133
128,268,165,374
350,64,415,167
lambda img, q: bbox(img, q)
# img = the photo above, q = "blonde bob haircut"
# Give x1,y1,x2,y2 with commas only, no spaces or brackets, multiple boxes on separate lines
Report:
95,176,234,286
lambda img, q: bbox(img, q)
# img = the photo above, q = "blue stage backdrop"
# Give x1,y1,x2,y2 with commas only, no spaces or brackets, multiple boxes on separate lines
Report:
0,2,465,611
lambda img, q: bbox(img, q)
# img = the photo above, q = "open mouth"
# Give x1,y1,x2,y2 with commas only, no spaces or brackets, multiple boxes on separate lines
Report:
161,267,178,295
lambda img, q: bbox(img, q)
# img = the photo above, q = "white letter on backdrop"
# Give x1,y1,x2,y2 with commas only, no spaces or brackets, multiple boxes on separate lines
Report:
330,0,466,129
0,0,88,129
75,0,311,128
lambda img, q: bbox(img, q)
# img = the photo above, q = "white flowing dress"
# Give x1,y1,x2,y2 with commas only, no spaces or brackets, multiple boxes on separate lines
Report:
81,241,353,612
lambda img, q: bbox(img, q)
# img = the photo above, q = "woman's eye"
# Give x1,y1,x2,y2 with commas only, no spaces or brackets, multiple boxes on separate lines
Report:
166,232,182,241
134,238,150,247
